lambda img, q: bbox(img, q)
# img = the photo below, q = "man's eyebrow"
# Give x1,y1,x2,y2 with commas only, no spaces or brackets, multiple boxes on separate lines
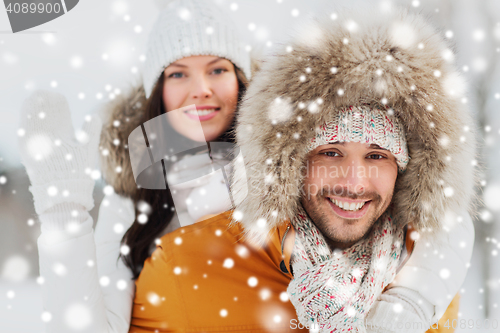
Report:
328,142,389,150
369,143,389,151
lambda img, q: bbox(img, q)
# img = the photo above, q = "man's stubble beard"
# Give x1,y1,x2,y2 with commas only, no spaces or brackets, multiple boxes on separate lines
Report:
300,187,394,250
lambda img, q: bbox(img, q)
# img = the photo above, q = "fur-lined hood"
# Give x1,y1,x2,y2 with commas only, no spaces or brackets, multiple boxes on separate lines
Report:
99,84,147,198
231,8,477,235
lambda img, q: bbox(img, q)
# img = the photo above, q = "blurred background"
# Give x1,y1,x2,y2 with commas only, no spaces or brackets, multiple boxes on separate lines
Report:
1,0,499,331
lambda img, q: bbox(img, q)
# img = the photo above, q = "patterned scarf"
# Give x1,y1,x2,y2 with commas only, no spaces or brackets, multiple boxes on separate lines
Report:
287,206,404,332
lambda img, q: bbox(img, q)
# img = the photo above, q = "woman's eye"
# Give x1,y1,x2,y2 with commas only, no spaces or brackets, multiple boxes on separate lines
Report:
168,72,184,78
323,151,340,157
212,68,227,75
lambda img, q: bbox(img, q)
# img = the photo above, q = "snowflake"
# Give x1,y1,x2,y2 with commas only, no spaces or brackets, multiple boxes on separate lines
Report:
279,292,289,302
64,303,93,330
120,245,130,255
41,311,52,323
41,33,56,45
235,245,249,258
484,185,500,211
439,269,451,279
472,57,488,72
103,185,114,196
70,56,83,68
137,201,152,214
223,258,234,269
393,303,403,313
117,280,127,290
268,97,293,123
177,7,191,20
111,0,128,15
3,52,18,65
6,290,15,299
2,256,30,282
233,210,243,220
473,29,486,42
390,22,416,49
248,276,258,287
137,214,148,224
260,289,271,300
100,276,110,286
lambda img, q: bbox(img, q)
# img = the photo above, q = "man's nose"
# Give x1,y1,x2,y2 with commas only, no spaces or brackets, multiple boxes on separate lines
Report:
337,157,370,195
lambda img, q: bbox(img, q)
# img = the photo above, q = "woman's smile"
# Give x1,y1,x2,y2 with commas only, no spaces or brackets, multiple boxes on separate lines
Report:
183,105,221,121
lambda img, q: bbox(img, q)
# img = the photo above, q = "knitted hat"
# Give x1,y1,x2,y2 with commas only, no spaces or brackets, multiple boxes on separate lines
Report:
308,106,409,172
142,0,251,98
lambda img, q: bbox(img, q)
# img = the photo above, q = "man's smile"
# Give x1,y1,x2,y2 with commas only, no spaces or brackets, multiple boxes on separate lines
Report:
326,196,372,219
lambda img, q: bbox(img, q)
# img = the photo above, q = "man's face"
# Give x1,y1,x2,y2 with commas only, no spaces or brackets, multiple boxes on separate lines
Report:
300,142,398,250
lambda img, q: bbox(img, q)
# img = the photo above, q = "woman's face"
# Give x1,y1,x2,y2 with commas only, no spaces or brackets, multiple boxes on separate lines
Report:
162,55,239,142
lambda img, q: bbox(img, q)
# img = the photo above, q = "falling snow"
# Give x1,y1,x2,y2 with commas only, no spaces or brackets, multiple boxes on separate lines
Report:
390,22,417,49
1,1,500,332
268,97,293,123
64,304,93,330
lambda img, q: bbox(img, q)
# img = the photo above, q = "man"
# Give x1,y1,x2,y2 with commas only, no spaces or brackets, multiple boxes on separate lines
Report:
129,8,475,333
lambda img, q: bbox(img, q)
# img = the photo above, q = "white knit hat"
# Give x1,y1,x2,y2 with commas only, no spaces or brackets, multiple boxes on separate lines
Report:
308,105,410,172
142,0,251,98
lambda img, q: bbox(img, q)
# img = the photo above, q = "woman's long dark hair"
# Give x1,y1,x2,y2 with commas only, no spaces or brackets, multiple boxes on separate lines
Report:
121,66,248,279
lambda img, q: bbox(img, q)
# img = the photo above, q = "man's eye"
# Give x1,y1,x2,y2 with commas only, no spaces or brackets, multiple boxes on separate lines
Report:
168,72,184,78
367,154,385,160
323,151,340,157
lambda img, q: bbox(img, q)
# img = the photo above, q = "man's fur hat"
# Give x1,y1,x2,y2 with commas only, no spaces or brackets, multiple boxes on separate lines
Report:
231,7,477,235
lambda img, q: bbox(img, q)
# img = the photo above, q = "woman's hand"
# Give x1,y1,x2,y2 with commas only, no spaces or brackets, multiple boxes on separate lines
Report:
18,90,102,215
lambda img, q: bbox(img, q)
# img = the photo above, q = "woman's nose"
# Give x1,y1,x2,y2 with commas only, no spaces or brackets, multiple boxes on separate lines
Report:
190,75,212,99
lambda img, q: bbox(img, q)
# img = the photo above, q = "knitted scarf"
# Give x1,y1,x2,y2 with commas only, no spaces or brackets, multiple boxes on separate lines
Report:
287,206,404,332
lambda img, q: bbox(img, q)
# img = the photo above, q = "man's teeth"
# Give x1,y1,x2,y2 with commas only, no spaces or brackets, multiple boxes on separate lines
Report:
186,109,217,116
329,198,366,212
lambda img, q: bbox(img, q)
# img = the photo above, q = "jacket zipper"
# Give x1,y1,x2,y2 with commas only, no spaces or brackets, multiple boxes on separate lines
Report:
281,225,291,254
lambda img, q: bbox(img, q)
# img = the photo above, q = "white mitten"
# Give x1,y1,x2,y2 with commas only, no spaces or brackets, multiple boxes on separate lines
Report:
365,287,434,333
18,90,102,229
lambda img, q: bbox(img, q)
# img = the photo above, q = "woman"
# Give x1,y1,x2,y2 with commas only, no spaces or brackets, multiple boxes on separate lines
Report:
18,0,251,331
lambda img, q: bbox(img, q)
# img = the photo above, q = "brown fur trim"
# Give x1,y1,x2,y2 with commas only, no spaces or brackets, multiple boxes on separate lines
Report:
232,8,478,235
99,84,147,198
